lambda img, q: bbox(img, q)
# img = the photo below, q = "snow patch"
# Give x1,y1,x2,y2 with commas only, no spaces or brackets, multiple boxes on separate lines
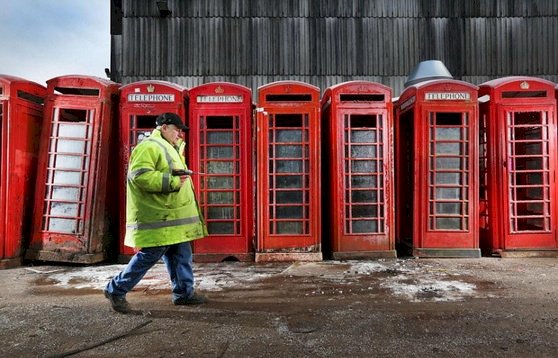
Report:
48,265,127,290
38,261,478,302
44,263,280,292
381,274,476,302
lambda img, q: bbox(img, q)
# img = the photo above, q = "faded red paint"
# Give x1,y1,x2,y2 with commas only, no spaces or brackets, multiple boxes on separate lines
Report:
480,77,558,256
394,79,480,258
255,81,322,262
26,75,119,264
0,75,46,268
321,81,395,259
188,82,255,262
117,80,189,261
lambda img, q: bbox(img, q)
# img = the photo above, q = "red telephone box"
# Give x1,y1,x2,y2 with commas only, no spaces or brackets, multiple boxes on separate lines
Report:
0,75,46,268
188,82,254,262
479,77,558,256
394,79,480,257
118,80,188,261
255,81,322,262
26,75,119,263
321,81,395,259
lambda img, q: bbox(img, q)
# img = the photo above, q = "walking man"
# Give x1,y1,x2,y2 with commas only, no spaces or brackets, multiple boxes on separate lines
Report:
105,113,208,313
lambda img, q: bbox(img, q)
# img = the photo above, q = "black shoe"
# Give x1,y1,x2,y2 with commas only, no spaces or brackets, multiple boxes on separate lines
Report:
173,293,207,305
104,290,131,313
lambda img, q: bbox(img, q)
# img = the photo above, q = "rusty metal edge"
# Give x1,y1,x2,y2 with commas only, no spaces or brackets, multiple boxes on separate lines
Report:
255,252,323,262
333,250,397,260
413,248,481,258
24,249,106,264
0,257,23,270
498,250,558,258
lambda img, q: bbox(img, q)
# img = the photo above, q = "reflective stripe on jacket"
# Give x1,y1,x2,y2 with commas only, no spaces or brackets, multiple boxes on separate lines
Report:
124,129,207,248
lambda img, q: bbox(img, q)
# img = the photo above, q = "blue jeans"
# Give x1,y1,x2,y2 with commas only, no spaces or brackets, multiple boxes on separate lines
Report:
105,241,195,302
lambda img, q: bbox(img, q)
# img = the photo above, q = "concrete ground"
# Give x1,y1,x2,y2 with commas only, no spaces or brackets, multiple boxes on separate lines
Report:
0,257,557,357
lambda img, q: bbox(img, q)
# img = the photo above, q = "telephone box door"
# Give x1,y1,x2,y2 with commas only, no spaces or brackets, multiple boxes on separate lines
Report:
256,81,321,262
418,108,477,250
26,75,119,263
0,76,46,268
322,81,395,259
500,106,557,248
190,105,253,261
333,108,395,257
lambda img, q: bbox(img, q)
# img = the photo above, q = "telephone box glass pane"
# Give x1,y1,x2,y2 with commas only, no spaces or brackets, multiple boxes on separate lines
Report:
51,155,84,170
52,171,82,185
435,157,462,170
55,140,87,153
207,162,235,174
435,127,461,140
507,111,551,232
352,220,378,233
130,115,156,147
268,114,309,234
276,130,302,142
276,206,303,219
351,191,377,203
351,205,377,217
207,177,234,189
351,175,377,188
428,112,469,231
435,172,462,185
276,222,303,234
344,114,384,234
207,132,233,144
436,202,463,215
208,222,234,234
276,191,303,203
276,145,303,158
208,207,234,219
50,202,79,217
58,123,88,138
48,218,77,233
351,160,377,173
435,218,462,230
276,160,303,173
350,130,376,143
51,187,81,201
207,147,234,158
351,146,377,157
275,175,303,188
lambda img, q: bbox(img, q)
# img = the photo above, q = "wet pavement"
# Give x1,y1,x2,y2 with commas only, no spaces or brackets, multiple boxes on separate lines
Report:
1,258,557,357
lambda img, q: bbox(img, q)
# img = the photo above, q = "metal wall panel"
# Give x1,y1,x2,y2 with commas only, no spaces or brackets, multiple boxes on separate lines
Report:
113,0,558,96
122,0,558,18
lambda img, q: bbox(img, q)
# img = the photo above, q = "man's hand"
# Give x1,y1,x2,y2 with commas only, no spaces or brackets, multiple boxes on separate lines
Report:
171,169,192,187
178,174,190,186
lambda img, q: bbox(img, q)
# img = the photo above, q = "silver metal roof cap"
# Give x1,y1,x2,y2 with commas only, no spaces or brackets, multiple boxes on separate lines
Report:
404,60,453,87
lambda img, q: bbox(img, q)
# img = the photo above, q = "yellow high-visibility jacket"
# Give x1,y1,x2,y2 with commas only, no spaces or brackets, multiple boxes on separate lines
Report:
124,129,207,248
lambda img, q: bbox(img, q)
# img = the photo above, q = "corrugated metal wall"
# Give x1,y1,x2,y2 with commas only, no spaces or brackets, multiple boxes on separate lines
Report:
111,0,558,96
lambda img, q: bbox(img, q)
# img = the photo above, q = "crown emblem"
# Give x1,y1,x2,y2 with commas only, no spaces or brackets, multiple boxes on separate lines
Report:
215,86,224,94
147,84,155,93
520,81,529,90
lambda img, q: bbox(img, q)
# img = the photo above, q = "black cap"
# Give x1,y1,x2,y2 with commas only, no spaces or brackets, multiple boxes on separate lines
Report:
155,112,188,130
